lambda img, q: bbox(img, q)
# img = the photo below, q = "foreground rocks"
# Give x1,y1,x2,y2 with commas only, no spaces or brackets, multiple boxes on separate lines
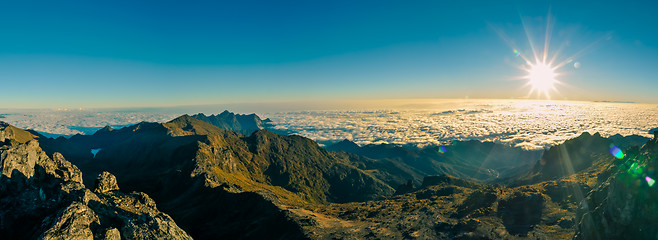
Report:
0,125,191,239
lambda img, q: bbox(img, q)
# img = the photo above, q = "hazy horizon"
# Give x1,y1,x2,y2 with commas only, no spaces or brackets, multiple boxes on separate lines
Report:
1,97,654,112
3,99,656,152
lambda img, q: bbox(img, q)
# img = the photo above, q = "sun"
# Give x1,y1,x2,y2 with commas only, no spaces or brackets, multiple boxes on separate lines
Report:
526,62,557,93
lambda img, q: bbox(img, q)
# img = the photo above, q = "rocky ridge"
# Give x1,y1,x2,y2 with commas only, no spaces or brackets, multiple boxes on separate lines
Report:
35,115,392,239
191,110,272,135
0,121,192,239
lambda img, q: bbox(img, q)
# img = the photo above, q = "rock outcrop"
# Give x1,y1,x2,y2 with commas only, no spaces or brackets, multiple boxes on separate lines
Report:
0,121,192,239
0,121,35,143
93,171,119,193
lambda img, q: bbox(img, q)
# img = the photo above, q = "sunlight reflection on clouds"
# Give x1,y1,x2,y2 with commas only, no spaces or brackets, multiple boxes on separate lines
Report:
265,100,658,150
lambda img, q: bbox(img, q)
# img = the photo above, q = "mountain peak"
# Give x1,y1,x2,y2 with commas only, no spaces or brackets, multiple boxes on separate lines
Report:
168,114,194,123
190,110,268,135
325,139,360,152
94,125,114,135
165,114,223,136
191,113,207,118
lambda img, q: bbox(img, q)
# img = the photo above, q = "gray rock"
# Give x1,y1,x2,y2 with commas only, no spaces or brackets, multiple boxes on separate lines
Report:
39,202,99,240
1,140,41,179
0,122,193,239
121,213,193,240
93,171,119,193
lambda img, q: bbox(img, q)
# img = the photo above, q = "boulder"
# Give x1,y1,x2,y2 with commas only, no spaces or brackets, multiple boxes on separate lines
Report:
93,171,119,193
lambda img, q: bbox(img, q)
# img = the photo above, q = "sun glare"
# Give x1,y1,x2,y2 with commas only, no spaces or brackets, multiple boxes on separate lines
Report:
527,62,557,93
496,13,590,99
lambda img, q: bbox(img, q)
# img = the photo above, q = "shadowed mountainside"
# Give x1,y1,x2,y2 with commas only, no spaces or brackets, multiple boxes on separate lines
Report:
7,112,658,239
36,115,393,239
575,131,658,239
0,122,192,239
326,139,541,186
191,110,273,136
304,132,658,239
514,132,614,185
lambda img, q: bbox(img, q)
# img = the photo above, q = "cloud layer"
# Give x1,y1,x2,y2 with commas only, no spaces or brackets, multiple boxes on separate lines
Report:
2,100,656,150
264,100,658,150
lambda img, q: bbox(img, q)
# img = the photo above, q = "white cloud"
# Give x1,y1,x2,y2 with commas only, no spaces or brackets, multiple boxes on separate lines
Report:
263,100,658,150
2,100,656,151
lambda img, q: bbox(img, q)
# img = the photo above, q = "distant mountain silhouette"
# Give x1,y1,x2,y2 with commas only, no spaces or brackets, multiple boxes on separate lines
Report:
608,133,650,148
190,110,271,135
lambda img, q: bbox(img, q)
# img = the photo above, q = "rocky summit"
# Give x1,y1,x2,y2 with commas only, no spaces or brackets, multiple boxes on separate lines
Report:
2,113,658,239
0,122,192,239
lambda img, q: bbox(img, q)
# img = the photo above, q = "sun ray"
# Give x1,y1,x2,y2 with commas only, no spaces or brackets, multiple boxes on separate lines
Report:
542,10,553,63
513,12,570,99
552,33,611,69
521,16,540,64
498,10,604,100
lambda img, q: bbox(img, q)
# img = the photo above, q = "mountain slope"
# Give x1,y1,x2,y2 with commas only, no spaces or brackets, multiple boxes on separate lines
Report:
575,132,658,239
24,115,658,239
0,121,192,239
326,139,540,186
303,133,651,239
36,115,393,239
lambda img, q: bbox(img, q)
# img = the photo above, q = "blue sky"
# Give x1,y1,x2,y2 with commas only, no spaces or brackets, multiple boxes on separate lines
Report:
1,0,657,108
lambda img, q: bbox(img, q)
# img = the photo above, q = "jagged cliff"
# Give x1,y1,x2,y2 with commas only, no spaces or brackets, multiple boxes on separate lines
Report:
0,121,192,239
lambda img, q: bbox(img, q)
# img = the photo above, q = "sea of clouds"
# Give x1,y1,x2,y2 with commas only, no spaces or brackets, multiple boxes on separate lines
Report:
0,109,179,137
2,100,657,150
262,100,658,150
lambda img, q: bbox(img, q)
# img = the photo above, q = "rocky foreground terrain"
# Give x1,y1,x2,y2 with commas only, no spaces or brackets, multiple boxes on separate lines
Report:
0,122,192,239
2,112,657,239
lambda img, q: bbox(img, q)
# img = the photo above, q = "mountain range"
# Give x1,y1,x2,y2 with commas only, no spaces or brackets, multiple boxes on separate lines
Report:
2,111,657,239
190,110,273,136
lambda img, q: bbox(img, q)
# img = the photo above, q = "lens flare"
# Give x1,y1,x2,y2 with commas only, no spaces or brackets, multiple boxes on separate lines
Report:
513,49,520,56
646,176,656,187
610,145,624,159
438,145,447,154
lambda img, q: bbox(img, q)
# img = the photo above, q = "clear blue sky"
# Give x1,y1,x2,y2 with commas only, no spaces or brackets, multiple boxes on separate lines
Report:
1,0,657,108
